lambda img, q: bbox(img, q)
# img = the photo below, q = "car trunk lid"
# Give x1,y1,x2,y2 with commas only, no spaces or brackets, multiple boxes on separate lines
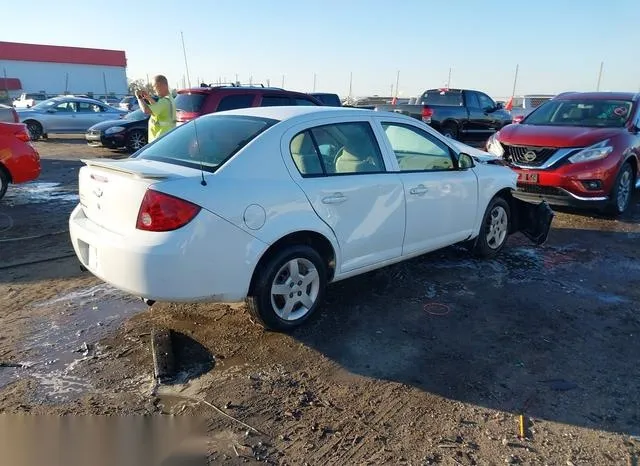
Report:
78,159,192,234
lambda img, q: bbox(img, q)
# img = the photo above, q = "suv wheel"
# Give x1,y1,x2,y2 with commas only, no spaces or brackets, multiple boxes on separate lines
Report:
608,162,635,215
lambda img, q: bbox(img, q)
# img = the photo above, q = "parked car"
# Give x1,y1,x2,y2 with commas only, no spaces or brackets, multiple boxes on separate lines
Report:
12,92,48,109
174,84,323,124
98,96,121,107
0,104,19,123
374,88,513,143
309,92,342,107
16,96,128,140
118,96,139,112
85,109,150,152
0,122,41,200
69,106,553,331
486,91,640,215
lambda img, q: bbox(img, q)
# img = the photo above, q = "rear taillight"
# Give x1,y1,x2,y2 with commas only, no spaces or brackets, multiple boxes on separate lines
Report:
15,127,31,142
136,190,201,232
421,106,433,123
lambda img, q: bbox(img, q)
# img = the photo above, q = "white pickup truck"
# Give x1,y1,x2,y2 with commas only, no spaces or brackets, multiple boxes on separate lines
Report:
12,92,49,108
508,94,555,121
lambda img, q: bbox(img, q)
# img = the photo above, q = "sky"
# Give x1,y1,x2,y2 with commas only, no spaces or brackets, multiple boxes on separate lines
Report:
3,0,640,98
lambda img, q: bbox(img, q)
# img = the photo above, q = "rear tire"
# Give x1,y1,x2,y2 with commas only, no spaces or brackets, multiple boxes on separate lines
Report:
126,130,147,152
25,120,43,140
441,122,459,140
0,167,8,200
472,196,511,258
607,162,634,216
246,245,327,331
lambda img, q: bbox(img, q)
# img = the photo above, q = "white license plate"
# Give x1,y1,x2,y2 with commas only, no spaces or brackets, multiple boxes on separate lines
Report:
88,245,99,271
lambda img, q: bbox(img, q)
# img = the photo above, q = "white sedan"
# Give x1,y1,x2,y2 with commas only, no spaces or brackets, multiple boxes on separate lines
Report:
69,106,553,330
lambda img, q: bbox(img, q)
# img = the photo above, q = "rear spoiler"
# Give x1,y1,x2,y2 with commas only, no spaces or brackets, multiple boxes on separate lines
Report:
81,159,171,180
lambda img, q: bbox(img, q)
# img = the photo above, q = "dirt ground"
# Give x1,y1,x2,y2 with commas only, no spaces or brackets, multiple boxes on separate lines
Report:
1,136,639,465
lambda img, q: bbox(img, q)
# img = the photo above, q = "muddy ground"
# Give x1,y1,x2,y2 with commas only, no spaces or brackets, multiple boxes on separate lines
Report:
1,136,639,465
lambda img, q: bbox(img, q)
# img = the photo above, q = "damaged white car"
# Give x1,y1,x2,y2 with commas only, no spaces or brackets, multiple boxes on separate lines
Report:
69,106,553,330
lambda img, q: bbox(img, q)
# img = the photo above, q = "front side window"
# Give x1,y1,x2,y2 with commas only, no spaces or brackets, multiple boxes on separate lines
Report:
289,122,386,176
382,123,454,171
477,93,495,111
55,101,76,112
136,115,277,172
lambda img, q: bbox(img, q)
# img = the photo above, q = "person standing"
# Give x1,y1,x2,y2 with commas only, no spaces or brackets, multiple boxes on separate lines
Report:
136,74,176,143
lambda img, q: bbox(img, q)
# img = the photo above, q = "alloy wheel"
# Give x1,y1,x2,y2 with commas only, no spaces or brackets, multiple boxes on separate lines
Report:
270,258,320,321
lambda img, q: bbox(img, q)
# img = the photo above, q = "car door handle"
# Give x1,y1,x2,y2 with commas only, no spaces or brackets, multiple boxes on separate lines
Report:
409,184,428,195
322,193,347,204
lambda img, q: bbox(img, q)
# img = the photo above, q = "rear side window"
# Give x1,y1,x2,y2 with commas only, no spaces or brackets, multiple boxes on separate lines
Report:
175,93,207,112
261,95,292,107
289,122,385,176
136,115,277,172
293,98,318,106
217,94,255,111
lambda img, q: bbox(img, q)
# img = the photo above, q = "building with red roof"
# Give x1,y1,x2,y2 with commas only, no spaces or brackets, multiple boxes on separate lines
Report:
0,41,128,100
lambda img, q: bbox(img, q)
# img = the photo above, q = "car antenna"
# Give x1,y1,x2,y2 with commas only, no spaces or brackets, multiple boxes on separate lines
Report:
191,118,207,186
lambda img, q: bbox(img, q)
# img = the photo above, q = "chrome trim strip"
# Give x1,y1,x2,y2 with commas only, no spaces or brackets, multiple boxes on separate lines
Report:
508,147,580,169
559,188,607,201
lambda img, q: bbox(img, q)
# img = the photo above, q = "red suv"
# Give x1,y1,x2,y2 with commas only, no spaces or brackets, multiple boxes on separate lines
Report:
486,92,640,215
174,84,323,124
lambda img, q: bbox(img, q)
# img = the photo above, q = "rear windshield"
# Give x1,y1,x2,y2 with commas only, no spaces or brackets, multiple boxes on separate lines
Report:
523,99,632,128
175,93,207,113
135,115,278,172
420,90,463,106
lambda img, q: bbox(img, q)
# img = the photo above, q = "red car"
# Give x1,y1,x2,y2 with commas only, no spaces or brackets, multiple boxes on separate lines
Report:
0,122,41,200
174,83,322,124
486,92,640,215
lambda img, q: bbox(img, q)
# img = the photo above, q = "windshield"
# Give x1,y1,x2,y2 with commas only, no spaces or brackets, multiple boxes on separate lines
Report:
135,115,278,172
123,109,148,121
523,99,632,128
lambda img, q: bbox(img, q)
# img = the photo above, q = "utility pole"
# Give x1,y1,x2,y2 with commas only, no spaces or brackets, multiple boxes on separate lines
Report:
266,79,270,87
511,64,519,98
180,31,191,88
596,61,604,91
348,71,353,100
313,73,317,92
395,70,400,99
447,67,452,88
281,75,285,88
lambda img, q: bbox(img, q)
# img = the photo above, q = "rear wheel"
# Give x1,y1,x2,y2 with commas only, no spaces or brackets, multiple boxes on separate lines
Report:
607,162,635,216
25,120,43,140
441,122,459,140
0,167,8,200
472,196,510,258
126,130,147,152
246,245,327,331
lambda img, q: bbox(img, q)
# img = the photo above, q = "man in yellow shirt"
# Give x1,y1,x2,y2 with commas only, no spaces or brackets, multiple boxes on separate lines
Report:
136,74,176,143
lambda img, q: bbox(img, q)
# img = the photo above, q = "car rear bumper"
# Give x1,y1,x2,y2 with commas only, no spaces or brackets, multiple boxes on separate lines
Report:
5,142,41,184
68,204,267,302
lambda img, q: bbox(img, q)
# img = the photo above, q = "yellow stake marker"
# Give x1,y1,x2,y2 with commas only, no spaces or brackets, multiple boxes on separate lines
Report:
518,414,526,439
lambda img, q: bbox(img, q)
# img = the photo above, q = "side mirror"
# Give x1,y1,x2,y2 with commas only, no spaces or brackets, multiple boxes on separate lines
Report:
496,102,504,110
458,152,475,169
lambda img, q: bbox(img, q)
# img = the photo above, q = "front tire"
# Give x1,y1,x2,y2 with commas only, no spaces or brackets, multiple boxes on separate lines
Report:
246,245,327,331
0,168,8,200
473,196,511,258
126,130,147,152
607,162,634,216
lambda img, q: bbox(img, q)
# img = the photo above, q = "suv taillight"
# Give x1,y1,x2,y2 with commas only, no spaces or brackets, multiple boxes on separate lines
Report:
136,190,201,232
421,106,433,123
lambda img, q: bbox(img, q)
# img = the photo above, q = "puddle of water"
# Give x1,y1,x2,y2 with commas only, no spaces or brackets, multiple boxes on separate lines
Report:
3,181,79,206
0,283,147,401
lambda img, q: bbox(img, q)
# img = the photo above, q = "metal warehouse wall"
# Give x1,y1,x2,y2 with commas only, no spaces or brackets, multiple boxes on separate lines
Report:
0,60,128,96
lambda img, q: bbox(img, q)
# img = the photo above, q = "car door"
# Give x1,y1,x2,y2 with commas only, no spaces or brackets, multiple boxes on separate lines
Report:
282,117,405,273
476,92,504,138
47,100,78,132
374,117,478,255
464,91,489,140
75,101,111,131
